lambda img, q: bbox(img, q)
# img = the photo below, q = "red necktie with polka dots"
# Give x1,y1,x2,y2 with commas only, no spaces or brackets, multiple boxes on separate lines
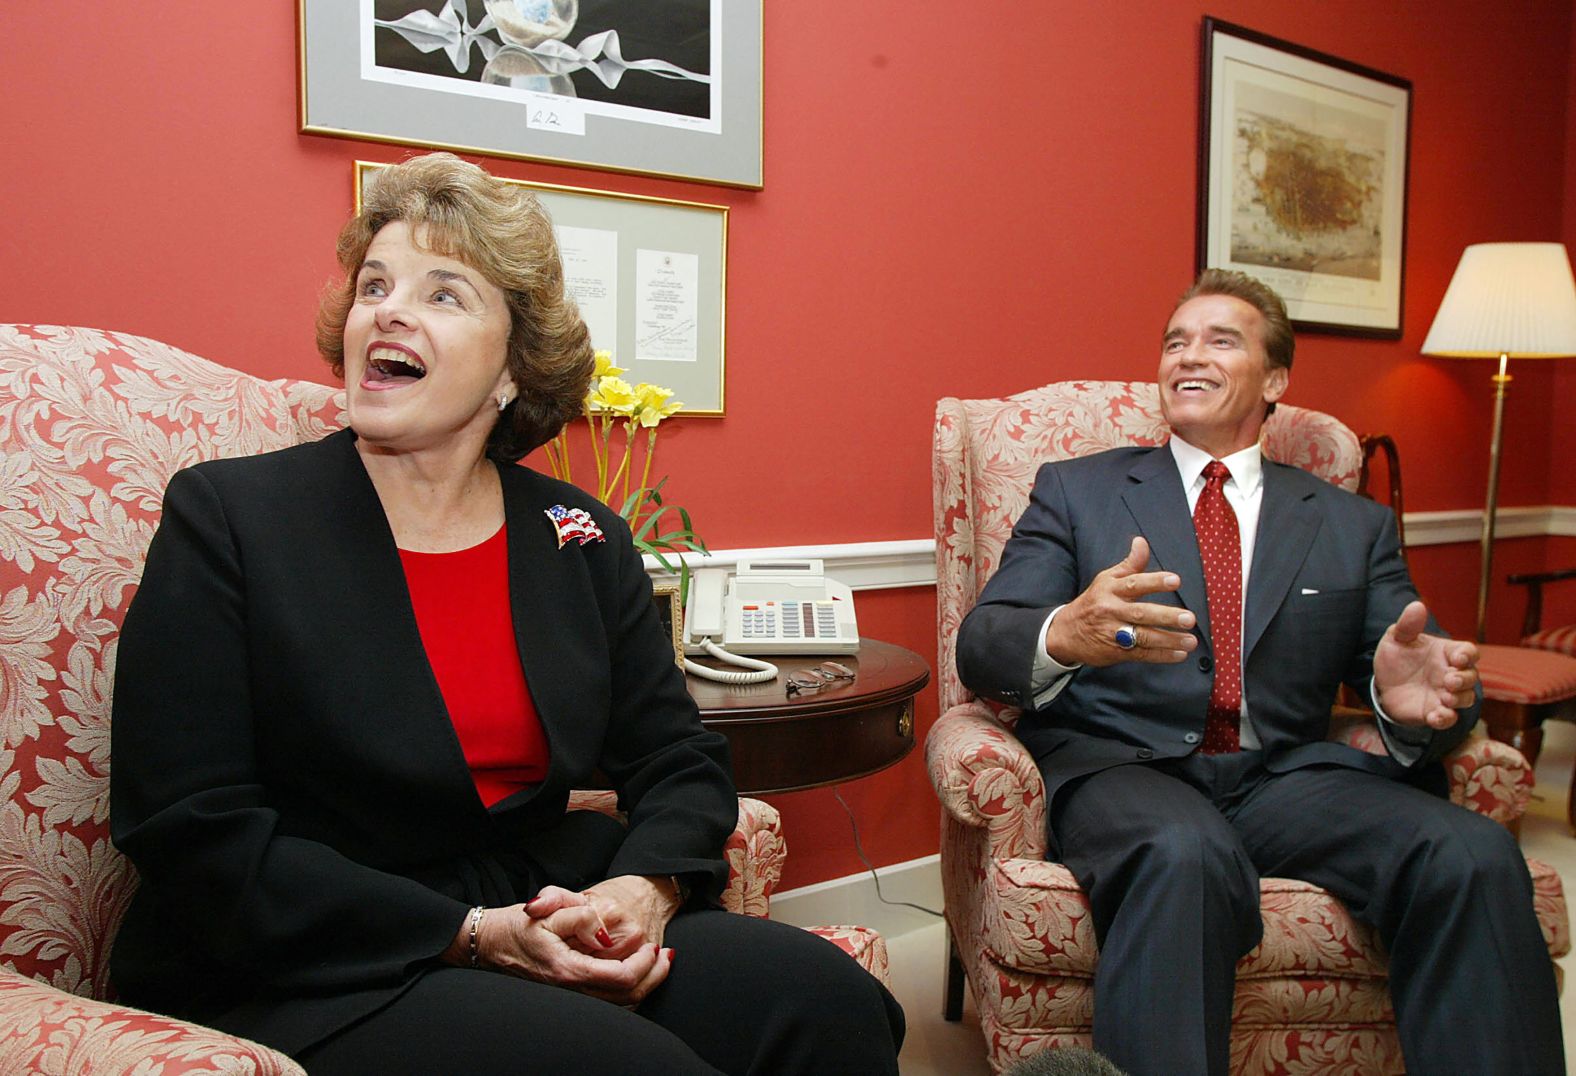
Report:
1195,460,1242,754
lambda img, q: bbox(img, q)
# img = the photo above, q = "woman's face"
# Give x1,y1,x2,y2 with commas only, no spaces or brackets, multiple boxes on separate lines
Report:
343,221,514,458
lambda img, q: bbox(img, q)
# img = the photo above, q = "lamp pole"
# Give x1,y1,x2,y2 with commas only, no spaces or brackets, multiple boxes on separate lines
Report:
1475,352,1510,644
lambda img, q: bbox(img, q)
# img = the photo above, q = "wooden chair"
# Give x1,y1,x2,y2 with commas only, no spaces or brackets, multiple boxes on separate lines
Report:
1490,558,1576,825
1359,435,1576,830
1500,564,1576,820
1509,568,1576,657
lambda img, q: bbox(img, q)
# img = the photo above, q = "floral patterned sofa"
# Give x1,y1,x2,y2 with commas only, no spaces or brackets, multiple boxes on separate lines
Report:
927,380,1570,1075
0,324,886,1073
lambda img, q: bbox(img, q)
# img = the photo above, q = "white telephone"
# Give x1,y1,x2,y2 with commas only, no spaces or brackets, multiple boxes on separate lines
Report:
682,560,860,684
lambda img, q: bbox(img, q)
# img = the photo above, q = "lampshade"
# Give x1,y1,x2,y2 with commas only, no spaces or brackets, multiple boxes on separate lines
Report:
1421,242,1576,358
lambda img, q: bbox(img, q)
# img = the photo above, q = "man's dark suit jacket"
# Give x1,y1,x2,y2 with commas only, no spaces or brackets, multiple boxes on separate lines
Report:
109,429,736,1054
956,444,1480,806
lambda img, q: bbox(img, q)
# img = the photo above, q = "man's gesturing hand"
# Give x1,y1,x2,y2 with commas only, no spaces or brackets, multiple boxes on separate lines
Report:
1043,537,1198,667
1373,600,1478,730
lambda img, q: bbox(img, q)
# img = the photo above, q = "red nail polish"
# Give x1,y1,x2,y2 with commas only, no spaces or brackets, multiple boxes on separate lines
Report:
596,927,614,948
664,947,676,965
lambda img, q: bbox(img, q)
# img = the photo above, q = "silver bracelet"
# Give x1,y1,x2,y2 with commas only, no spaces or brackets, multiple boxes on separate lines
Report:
467,906,485,968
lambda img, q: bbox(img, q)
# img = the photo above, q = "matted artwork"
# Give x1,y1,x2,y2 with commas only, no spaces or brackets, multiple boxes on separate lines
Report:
302,1,762,188
1198,18,1411,337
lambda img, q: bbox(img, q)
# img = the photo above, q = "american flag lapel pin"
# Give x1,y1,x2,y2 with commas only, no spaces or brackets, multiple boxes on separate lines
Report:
545,504,606,548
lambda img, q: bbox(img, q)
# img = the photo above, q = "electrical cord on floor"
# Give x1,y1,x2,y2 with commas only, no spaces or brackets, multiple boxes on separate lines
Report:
834,787,944,918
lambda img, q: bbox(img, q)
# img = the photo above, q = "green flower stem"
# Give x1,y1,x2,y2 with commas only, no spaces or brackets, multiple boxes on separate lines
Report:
602,412,615,502
608,419,634,507
632,426,659,532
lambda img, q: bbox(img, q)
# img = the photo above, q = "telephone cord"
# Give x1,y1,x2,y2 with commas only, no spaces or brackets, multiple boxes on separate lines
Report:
682,639,780,684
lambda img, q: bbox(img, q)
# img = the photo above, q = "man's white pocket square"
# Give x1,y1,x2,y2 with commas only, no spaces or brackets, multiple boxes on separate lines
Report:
1301,588,1320,595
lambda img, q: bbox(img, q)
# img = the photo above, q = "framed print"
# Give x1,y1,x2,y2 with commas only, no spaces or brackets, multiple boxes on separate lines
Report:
650,579,685,669
1198,18,1411,337
304,1,763,189
356,161,727,414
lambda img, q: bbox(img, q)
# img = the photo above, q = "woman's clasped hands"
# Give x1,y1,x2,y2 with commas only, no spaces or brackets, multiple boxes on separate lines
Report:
462,876,681,1006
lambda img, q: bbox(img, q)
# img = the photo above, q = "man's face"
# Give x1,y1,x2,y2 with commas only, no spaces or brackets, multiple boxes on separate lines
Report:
1158,294,1288,458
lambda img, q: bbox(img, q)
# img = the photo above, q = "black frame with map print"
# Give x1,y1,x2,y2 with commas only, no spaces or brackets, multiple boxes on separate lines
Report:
1198,18,1411,338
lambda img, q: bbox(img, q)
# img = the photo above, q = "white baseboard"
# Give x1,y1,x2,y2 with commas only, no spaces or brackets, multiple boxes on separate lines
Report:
644,506,1576,591
768,855,943,941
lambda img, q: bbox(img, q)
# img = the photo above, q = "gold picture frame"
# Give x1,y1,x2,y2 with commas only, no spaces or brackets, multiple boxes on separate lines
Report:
650,579,685,669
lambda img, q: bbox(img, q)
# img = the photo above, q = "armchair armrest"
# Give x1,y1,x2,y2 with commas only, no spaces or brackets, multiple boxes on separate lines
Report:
1445,733,1533,827
926,700,1531,862
925,700,1048,861
928,704,1532,858
0,967,304,1074
567,790,783,917
723,797,784,918
1328,716,1531,827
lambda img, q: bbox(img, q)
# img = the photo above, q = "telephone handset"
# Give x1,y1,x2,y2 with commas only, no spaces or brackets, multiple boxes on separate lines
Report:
682,559,860,685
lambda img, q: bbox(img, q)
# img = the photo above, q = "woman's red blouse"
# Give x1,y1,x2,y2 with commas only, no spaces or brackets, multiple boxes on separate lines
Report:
397,524,548,807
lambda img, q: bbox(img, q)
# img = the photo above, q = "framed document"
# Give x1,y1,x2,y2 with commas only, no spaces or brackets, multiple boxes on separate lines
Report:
1198,18,1411,337
356,161,727,414
304,1,763,188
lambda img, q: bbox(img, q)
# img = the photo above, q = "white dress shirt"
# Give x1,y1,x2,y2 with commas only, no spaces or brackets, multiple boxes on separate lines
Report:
1027,436,1424,762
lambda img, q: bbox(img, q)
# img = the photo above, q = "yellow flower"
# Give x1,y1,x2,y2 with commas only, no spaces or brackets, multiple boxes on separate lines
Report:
632,383,683,428
588,375,636,414
591,350,625,380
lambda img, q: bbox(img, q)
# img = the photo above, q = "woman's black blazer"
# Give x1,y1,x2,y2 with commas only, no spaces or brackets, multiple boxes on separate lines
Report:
108,429,736,1053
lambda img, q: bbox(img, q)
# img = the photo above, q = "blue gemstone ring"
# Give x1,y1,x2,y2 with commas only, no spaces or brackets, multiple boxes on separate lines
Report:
1113,626,1139,650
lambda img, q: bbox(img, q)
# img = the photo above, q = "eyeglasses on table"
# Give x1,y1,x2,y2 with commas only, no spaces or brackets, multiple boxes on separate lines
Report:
785,661,856,696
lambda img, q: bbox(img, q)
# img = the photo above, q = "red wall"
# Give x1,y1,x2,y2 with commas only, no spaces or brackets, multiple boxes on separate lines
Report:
5,1,1573,889
1537,2,1576,642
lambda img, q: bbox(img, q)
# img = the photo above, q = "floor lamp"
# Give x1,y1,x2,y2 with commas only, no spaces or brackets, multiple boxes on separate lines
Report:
1421,242,1576,643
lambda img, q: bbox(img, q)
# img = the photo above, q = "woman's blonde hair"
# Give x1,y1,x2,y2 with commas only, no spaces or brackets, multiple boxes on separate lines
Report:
316,153,594,462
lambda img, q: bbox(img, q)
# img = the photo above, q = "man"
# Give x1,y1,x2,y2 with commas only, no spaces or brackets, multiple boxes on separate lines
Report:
956,269,1563,1076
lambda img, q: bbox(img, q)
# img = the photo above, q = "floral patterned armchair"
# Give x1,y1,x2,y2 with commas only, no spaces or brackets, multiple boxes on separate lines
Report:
0,324,886,1073
928,380,1569,1074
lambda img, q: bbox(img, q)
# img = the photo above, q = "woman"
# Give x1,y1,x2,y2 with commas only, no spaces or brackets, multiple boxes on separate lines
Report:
109,153,904,1074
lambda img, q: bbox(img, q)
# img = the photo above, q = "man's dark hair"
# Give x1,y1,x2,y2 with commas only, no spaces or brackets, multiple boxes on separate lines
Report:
1177,267,1295,373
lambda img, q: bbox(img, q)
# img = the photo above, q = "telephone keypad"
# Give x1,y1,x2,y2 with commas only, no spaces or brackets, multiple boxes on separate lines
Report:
740,602,780,640
737,599,846,642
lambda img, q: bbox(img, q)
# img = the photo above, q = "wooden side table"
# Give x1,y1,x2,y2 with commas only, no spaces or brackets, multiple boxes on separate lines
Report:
685,639,930,795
